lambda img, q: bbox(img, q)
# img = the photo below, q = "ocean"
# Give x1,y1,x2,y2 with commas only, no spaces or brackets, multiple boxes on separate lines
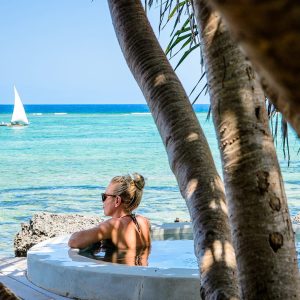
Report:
0,104,299,264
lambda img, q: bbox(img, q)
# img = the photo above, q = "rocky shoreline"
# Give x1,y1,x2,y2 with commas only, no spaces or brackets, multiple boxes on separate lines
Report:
14,212,102,257
292,213,300,224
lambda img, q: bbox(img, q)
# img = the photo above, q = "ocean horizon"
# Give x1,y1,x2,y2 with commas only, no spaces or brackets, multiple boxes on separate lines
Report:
0,104,299,265
0,103,210,114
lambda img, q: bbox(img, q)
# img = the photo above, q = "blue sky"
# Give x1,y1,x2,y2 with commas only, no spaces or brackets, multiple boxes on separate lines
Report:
0,1,209,104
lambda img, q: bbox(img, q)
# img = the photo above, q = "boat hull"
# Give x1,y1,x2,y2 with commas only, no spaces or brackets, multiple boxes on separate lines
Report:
0,122,28,127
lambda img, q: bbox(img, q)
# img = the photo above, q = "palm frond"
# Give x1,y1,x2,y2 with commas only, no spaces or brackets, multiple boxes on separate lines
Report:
281,117,290,166
191,83,207,105
166,32,192,56
174,43,200,70
147,0,297,162
206,105,212,122
267,99,293,165
148,0,207,105
189,71,206,97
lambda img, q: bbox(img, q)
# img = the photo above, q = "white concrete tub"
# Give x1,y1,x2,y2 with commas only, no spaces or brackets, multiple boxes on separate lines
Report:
27,223,201,300
27,222,300,300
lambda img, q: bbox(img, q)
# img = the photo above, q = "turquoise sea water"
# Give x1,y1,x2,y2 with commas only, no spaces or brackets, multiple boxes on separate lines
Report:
0,104,299,263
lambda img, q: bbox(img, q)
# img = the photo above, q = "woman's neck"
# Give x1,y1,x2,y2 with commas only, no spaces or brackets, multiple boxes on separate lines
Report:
111,210,131,219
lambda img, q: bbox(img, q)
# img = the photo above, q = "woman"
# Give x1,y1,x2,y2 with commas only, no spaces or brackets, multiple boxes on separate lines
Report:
68,173,151,253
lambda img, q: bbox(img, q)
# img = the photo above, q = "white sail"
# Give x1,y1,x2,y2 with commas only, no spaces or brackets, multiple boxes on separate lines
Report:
11,86,29,125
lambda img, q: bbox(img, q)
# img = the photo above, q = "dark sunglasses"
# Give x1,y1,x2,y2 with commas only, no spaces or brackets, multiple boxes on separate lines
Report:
101,193,117,202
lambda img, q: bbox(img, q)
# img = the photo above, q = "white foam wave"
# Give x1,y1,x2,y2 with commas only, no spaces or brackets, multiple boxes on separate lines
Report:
33,113,43,116
54,113,68,115
131,112,151,115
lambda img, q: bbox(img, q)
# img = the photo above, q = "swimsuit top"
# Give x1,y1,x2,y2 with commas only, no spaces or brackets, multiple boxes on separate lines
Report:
127,213,141,233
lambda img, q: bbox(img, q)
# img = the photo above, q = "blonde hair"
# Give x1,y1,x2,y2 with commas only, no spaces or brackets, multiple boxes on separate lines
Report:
111,173,145,212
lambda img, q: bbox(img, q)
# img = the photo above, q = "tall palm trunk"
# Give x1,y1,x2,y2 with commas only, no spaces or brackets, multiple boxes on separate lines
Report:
107,0,239,298
193,1,300,298
206,0,300,136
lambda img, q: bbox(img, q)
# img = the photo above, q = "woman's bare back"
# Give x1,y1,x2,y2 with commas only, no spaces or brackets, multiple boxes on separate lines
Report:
109,214,151,250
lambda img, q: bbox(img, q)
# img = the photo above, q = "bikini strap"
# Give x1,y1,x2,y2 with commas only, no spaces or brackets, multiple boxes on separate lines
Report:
130,213,141,233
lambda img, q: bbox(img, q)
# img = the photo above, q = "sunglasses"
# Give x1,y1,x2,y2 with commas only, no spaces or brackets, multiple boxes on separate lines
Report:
101,193,117,202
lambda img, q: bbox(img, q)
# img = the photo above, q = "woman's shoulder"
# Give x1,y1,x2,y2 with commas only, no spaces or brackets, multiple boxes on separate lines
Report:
135,214,149,221
135,214,151,227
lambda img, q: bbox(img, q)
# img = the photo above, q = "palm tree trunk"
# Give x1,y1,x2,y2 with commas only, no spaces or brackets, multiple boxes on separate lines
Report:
205,0,300,136
0,282,20,300
193,1,300,298
107,0,239,298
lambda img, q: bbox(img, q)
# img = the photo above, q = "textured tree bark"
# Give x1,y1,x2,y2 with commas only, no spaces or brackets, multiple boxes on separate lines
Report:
205,0,300,136
107,0,239,298
0,282,20,300
193,1,300,299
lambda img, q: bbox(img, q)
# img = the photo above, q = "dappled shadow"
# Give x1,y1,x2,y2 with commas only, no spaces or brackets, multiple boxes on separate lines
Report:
184,173,239,298
201,239,236,273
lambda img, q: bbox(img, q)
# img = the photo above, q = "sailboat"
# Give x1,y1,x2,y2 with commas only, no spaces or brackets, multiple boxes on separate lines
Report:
0,86,29,126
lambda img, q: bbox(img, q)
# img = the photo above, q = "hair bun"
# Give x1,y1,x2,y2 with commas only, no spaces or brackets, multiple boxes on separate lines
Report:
132,173,145,190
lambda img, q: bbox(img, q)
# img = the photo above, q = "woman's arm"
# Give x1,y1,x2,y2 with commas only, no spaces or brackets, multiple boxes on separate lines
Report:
68,220,113,249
